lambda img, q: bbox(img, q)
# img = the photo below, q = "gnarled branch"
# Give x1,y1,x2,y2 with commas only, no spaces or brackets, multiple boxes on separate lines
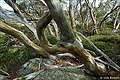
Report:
0,21,49,57
4,0,38,40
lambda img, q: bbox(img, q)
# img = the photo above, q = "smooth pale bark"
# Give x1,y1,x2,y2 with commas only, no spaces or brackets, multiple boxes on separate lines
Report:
47,27,55,36
43,0,110,75
59,43,107,75
44,0,83,48
44,0,76,43
50,21,59,38
2,0,119,76
0,21,68,56
36,12,52,45
115,22,120,30
0,21,49,57
0,21,115,75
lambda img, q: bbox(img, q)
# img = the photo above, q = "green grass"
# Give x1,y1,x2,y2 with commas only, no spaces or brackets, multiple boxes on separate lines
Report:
0,34,33,72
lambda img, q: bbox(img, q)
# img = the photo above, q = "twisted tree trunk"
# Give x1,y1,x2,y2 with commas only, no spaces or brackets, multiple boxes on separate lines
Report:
44,0,76,43
36,12,52,45
43,0,110,75
1,0,120,76
0,21,49,57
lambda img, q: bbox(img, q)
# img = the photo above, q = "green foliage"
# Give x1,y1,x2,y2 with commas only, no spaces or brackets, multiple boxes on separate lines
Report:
99,28,113,35
20,76,27,80
47,35,58,45
0,34,33,72
105,22,113,28
83,34,120,57
5,22,25,31
98,22,114,35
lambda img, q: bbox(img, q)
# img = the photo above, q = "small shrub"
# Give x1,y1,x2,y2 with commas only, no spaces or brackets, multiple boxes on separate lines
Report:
0,34,33,72
83,34,120,57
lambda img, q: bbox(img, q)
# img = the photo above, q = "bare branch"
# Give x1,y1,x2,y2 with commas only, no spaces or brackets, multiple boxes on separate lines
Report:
69,0,75,30
114,8,120,29
75,31,120,71
4,0,38,40
85,0,98,34
98,3,120,28
0,21,49,57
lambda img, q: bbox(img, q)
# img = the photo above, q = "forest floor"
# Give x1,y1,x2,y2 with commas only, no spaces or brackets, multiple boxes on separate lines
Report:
0,27,120,80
